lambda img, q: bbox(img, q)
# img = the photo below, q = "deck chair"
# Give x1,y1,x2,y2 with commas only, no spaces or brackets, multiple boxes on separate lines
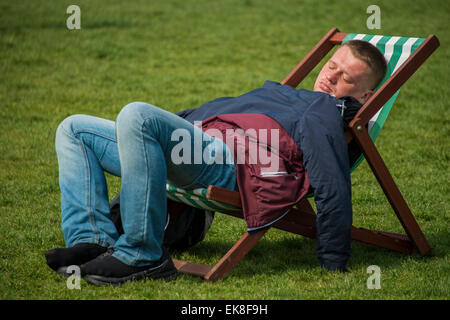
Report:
168,28,440,281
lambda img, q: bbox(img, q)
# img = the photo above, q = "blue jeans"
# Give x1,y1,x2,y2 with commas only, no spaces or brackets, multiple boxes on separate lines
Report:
55,102,236,266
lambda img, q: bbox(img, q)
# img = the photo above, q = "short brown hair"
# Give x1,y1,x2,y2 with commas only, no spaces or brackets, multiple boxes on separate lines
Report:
342,40,387,90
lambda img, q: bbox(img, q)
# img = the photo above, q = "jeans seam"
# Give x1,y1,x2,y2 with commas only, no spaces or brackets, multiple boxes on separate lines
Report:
76,131,116,164
132,118,152,265
59,121,116,142
73,128,117,143
60,124,118,173
77,137,100,245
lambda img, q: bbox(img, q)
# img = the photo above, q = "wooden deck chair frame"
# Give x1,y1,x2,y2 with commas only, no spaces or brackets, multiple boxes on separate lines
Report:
173,28,440,282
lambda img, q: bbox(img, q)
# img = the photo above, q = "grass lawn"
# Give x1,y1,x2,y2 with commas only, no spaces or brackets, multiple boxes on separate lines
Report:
0,0,448,300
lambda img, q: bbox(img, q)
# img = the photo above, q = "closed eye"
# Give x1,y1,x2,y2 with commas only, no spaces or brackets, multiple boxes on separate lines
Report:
343,76,353,83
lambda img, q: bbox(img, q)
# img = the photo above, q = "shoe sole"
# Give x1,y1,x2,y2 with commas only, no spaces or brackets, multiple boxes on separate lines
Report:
83,259,179,286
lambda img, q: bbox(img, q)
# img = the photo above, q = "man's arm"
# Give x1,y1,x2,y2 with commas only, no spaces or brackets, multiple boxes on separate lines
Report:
299,96,353,271
176,108,196,119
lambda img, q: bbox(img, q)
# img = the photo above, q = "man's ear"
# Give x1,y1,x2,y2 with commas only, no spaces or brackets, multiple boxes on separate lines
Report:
360,90,374,104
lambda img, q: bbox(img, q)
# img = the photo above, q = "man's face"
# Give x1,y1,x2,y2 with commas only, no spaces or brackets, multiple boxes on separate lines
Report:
313,46,374,104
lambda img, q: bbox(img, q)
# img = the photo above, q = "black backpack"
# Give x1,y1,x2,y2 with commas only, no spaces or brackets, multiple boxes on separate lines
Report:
109,193,214,252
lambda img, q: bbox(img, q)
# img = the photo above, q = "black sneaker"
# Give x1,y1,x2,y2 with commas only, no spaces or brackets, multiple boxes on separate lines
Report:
45,243,108,276
81,248,179,286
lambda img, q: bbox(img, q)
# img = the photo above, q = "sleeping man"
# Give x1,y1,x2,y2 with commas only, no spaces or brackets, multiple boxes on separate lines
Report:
45,40,387,285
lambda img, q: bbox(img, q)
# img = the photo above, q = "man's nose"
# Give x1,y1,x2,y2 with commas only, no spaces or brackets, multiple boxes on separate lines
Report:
326,71,338,84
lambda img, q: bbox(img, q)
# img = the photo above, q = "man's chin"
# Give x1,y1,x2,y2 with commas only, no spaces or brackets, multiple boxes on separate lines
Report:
313,88,334,96
314,83,334,96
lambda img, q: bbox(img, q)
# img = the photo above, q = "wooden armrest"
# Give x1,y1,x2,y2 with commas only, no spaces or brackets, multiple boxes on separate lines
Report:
206,185,242,208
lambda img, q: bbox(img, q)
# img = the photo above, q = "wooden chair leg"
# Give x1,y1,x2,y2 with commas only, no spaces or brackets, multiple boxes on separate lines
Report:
351,124,432,255
173,229,268,282
205,229,268,282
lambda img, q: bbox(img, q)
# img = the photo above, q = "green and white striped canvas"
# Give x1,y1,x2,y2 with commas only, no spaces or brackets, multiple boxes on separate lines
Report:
167,33,425,210
166,184,241,212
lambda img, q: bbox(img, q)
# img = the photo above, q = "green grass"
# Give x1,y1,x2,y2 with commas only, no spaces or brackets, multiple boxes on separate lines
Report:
0,0,448,300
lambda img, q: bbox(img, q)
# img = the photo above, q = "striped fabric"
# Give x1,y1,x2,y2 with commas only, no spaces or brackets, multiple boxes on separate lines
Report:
166,184,241,212
168,33,425,211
